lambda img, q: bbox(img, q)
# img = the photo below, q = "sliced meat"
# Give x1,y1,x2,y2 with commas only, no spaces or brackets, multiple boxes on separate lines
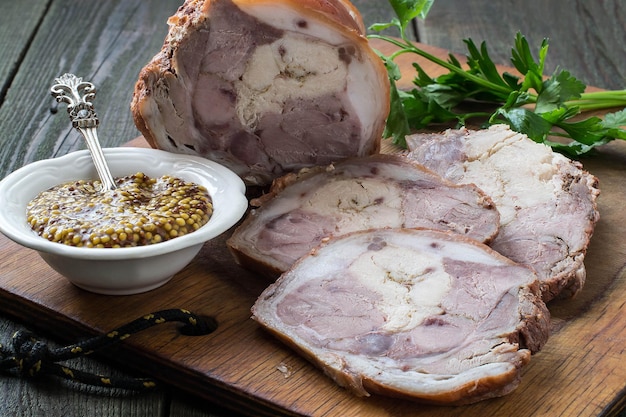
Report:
252,228,550,405
227,154,500,277
131,0,389,186
406,124,600,301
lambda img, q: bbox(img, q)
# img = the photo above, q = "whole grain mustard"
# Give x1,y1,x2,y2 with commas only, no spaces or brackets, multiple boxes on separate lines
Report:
26,172,213,248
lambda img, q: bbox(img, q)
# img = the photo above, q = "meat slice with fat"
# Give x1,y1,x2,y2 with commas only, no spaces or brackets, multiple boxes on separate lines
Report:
406,125,600,302
252,228,550,405
131,0,389,186
227,154,500,277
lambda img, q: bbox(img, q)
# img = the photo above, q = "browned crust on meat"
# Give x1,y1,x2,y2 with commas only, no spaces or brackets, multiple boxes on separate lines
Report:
226,240,285,279
131,74,158,149
545,166,600,300
237,0,367,34
131,0,389,153
249,165,335,207
515,279,552,353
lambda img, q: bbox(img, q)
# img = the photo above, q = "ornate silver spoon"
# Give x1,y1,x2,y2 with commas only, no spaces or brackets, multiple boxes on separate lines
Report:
50,73,117,191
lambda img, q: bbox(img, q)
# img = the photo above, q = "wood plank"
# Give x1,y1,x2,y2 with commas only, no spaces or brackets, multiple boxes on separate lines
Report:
0,1,180,416
0,0,623,415
0,2,403,416
169,390,248,417
1,37,626,416
0,0,182,179
0,0,48,98
417,0,626,91
0,308,246,417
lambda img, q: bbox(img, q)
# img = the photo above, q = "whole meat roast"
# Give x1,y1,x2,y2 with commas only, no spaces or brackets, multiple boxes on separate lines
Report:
131,0,390,186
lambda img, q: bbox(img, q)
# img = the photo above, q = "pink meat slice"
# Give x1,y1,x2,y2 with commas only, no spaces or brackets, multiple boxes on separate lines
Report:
406,125,600,301
227,153,500,277
252,228,550,405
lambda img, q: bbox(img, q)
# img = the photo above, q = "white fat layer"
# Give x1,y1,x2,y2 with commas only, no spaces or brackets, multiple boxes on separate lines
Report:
236,35,348,129
344,355,517,392
288,229,507,286
347,243,450,332
461,128,565,225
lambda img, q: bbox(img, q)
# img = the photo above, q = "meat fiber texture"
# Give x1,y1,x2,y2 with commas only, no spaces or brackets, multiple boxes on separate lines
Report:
131,0,390,186
406,124,600,302
252,228,550,405
227,153,501,277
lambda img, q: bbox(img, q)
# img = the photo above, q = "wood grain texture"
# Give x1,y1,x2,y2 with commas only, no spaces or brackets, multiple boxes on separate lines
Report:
0,0,182,179
1,0,626,416
0,1,189,416
2,41,626,416
168,391,248,417
0,0,48,99
417,0,626,91
0,2,401,416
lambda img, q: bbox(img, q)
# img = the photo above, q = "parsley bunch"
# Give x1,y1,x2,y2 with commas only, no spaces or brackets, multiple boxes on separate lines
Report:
369,0,626,156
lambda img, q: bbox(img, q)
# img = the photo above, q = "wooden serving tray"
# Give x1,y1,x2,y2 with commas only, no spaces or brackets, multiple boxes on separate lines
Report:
2,41,626,417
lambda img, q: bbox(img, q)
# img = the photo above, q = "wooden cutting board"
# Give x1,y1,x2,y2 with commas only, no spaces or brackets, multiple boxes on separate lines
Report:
1,39,626,417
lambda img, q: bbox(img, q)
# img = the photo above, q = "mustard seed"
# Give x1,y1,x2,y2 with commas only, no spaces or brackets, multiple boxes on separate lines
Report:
26,172,213,248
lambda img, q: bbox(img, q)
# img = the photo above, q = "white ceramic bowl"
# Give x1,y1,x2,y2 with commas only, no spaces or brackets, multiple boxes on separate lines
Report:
0,148,248,295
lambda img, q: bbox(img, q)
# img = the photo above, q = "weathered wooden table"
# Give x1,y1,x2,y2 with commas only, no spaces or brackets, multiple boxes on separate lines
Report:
0,0,624,416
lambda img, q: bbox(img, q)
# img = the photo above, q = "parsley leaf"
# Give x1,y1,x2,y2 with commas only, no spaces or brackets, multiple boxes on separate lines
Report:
388,0,435,33
368,2,626,156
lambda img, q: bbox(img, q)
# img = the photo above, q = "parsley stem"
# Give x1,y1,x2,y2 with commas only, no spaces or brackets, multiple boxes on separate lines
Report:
369,34,513,96
459,111,494,122
580,90,626,100
568,100,626,112
567,90,626,112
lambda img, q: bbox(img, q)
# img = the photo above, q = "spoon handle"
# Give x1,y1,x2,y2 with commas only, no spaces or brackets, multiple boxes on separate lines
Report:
50,73,117,191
